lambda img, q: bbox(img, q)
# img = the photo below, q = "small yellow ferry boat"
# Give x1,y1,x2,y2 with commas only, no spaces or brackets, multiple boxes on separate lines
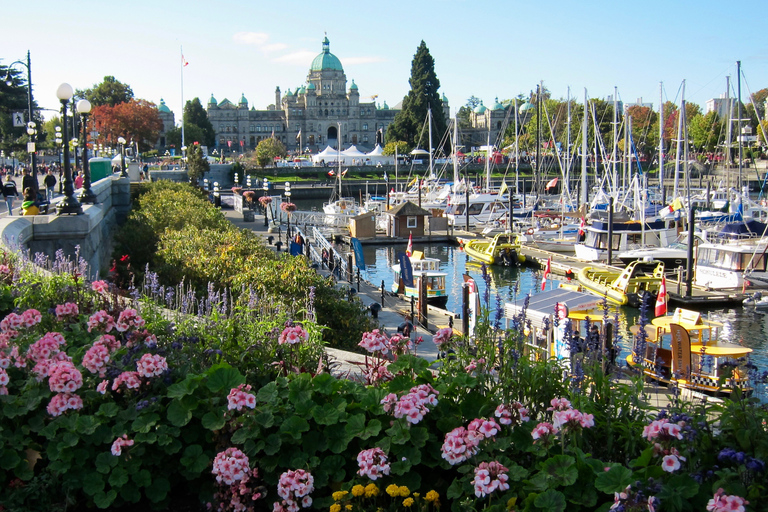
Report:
464,233,526,266
577,259,665,308
627,308,754,395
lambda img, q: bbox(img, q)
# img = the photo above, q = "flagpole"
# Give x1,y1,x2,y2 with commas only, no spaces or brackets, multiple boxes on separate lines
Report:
180,46,186,158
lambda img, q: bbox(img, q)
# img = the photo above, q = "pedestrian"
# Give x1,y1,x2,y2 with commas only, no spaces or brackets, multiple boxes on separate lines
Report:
43,169,57,202
397,315,414,338
58,168,64,193
21,187,39,216
2,174,20,215
22,169,35,194
74,171,84,189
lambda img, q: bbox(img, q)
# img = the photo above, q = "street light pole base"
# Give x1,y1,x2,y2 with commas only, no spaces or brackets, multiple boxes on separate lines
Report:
56,196,84,215
78,189,98,204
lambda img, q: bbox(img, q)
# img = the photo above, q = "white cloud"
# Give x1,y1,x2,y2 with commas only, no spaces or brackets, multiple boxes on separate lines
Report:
233,32,269,46
262,43,288,53
273,51,317,66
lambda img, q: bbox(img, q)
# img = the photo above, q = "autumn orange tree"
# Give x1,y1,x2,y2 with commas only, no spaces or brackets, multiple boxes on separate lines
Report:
92,99,163,151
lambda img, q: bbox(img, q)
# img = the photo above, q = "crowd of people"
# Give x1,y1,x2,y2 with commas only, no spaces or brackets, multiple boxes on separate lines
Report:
0,164,71,216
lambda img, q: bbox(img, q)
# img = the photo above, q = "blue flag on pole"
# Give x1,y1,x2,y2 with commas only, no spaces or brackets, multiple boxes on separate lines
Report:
398,252,414,288
350,237,366,270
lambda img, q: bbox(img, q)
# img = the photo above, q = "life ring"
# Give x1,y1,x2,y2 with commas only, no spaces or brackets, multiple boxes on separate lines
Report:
526,228,535,235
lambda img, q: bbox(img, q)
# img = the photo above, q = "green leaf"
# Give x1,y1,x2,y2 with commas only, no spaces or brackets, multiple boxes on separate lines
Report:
311,403,340,425
264,433,281,456
206,365,245,393
312,373,339,395
325,426,352,454
166,378,200,398
132,413,161,433
534,489,566,512
93,490,117,509
146,476,171,503
256,382,278,404
181,444,210,474
280,415,310,440
254,410,274,428
595,466,634,494
132,469,152,488
630,447,654,468
202,411,226,431
119,484,141,504
108,467,129,488
83,472,105,496
95,452,118,474
387,422,411,445
390,459,412,475
288,374,312,404
0,449,21,470
657,474,699,509
76,415,100,435
409,426,429,448
167,400,192,427
98,403,119,418
508,463,528,481
541,455,578,487
446,478,465,500
345,414,366,437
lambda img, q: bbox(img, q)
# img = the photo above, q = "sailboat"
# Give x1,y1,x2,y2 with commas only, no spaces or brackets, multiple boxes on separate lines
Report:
322,132,362,226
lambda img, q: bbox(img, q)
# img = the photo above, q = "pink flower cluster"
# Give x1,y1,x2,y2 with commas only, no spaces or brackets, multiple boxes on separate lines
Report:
531,422,559,442
356,447,390,480
27,332,69,381
82,334,122,378
116,308,145,332
275,469,314,511
55,302,79,321
212,447,251,485
707,488,749,512
472,461,510,498
0,309,41,331
642,418,687,473
610,485,657,512
441,417,501,465
87,310,116,333
494,402,530,426
546,397,594,432
136,353,168,378
432,327,453,350
111,435,135,456
112,371,142,391
227,384,257,411
359,329,390,354
48,360,83,393
464,358,486,373
46,392,83,416
388,333,413,355
91,280,110,294
381,384,439,425
278,326,309,345
0,368,9,395
547,397,572,411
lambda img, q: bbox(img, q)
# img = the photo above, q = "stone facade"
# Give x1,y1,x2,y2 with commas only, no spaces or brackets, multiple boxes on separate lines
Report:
156,99,175,149
206,37,407,155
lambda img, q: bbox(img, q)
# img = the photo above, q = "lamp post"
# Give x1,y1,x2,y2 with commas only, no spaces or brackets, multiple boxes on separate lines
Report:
117,137,127,177
55,83,83,215
246,175,252,188
5,51,38,188
263,178,269,227
76,99,96,203
284,181,292,238
234,173,239,186
55,126,62,165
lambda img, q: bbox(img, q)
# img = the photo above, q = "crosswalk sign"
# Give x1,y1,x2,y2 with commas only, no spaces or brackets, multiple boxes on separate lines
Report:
12,112,25,127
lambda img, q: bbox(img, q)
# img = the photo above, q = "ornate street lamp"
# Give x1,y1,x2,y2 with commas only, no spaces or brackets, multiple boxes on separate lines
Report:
284,181,292,238
117,137,127,177
5,51,38,188
262,178,269,227
55,83,83,215
76,99,96,203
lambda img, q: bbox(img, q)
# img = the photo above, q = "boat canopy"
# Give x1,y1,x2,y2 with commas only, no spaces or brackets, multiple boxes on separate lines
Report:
504,288,602,330
716,220,768,238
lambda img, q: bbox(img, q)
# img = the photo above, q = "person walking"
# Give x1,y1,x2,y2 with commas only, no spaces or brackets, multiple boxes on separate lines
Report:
21,169,35,195
43,169,57,201
2,175,20,215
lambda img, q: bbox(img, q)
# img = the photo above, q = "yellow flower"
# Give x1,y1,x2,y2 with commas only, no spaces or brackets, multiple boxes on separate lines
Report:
332,491,349,501
351,484,365,497
330,504,341,512
425,490,439,502
403,497,414,507
364,483,379,498
345,506,352,511
398,486,410,497
413,493,420,498
386,484,400,497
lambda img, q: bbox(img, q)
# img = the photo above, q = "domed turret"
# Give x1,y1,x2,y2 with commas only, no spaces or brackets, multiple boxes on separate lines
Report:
519,101,534,113
474,101,487,114
239,93,248,107
441,93,449,104
310,37,344,72
208,94,217,107
350,80,358,92
158,98,171,113
493,97,504,110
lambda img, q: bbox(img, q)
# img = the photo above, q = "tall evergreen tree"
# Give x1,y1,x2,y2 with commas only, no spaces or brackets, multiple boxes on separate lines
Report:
77,76,134,107
184,98,215,147
385,41,447,153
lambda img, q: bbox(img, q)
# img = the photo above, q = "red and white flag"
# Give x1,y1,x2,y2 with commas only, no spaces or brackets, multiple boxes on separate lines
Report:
578,217,586,237
406,232,413,257
182,54,189,67
327,170,335,177
541,257,551,291
655,275,668,317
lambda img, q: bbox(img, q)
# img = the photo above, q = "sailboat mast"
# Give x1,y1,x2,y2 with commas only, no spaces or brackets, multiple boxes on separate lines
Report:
725,75,731,191
485,130,491,193
514,98,520,197
453,116,459,188
673,81,685,199
428,107,434,180
659,82,665,204
581,89,588,207
612,86,618,197
536,83,541,201
737,60,743,203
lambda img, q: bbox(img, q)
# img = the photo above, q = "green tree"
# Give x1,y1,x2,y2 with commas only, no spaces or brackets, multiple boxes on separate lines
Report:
751,88,768,119
457,96,481,129
385,41,447,153
165,124,206,151
0,64,43,155
382,141,409,156
76,76,134,107
689,111,721,153
186,143,210,185
626,105,658,163
252,137,286,169
183,98,215,147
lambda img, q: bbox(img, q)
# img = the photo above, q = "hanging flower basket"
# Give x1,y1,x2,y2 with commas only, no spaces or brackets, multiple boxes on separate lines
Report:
259,196,273,207
281,202,297,214
243,191,257,209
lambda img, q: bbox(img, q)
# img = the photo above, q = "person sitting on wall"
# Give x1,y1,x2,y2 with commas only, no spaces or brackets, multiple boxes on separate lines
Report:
21,187,40,216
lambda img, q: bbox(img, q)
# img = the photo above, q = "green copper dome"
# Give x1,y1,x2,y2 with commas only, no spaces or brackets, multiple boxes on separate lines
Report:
474,101,487,114
519,101,534,113
350,80,358,91
493,97,504,110
209,94,217,106
239,93,248,105
307,82,316,90
310,37,343,72
158,98,171,113
441,93,449,103
382,101,389,110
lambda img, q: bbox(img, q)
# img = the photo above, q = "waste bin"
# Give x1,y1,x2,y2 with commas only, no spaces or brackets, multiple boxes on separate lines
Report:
88,157,112,182
369,302,382,319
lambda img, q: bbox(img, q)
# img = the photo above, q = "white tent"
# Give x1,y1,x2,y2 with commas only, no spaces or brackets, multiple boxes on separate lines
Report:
311,146,341,164
365,144,394,164
340,145,368,165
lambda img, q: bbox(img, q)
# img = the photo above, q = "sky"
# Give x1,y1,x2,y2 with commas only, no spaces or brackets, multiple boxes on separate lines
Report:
4,0,768,123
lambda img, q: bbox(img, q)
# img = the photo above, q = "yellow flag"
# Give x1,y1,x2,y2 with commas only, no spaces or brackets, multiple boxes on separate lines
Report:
499,181,508,196
671,198,683,211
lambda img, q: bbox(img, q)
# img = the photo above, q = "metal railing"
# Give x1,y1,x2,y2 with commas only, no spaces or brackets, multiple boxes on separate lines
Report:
311,226,348,276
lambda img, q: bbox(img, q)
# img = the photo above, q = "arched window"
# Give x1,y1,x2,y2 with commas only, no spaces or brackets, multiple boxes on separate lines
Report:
324,109,329,116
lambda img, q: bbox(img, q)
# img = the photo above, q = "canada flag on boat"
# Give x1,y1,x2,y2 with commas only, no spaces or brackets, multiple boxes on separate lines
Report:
655,275,668,317
327,170,335,177
541,257,551,291
406,233,413,257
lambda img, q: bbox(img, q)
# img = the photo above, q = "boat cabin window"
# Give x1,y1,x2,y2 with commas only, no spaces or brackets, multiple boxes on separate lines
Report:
447,204,465,215
490,202,508,214
467,203,485,215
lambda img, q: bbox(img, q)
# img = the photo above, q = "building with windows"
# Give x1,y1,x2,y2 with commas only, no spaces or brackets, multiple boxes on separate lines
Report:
206,37,404,156
155,98,175,149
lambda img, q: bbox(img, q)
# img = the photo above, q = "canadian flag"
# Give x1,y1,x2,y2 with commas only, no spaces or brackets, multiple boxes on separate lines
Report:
578,217,586,237
541,257,551,291
327,170,335,177
406,232,413,257
655,275,668,317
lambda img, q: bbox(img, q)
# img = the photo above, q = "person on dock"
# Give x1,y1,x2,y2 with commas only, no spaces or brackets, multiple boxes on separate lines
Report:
397,315,413,338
